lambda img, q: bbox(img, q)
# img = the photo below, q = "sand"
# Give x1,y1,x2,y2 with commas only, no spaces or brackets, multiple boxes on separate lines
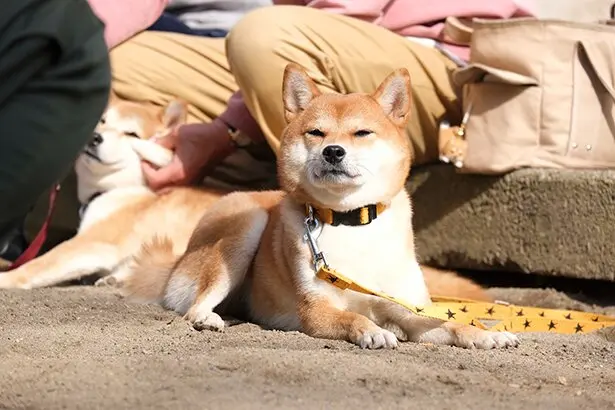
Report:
0,285,613,410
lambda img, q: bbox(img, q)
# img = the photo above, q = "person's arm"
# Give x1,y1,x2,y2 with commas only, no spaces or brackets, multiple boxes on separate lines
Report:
217,91,266,144
87,0,169,49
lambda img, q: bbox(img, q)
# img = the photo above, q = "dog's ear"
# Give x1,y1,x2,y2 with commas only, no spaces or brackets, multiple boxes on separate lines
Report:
160,99,188,129
372,68,412,127
282,63,321,123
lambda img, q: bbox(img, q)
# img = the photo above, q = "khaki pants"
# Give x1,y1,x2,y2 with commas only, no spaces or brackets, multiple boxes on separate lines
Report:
36,5,462,246
111,5,461,189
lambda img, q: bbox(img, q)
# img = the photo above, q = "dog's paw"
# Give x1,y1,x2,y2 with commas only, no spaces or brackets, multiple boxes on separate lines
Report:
353,327,398,349
455,328,519,349
189,311,225,332
94,275,122,288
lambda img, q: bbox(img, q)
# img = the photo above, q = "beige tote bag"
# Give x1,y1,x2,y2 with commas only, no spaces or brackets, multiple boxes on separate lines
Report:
444,17,615,174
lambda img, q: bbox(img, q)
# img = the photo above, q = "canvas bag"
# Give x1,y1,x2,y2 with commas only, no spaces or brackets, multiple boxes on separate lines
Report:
447,17,615,174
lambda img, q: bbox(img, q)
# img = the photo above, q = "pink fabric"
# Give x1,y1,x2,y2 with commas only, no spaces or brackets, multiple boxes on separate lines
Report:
87,0,169,49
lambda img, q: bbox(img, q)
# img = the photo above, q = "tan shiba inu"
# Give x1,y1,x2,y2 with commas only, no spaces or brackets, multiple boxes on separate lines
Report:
0,99,224,289
120,64,518,350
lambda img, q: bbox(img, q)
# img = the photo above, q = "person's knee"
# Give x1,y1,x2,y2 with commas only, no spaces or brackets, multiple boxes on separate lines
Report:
225,5,309,75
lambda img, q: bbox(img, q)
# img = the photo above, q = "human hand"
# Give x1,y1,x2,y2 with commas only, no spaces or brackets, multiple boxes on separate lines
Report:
141,120,234,191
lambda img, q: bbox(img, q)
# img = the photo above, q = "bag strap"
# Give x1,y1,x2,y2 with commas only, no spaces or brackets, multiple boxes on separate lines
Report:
443,17,474,46
5,184,60,270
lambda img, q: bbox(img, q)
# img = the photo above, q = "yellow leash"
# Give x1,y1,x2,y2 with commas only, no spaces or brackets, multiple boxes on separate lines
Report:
303,205,615,335
316,266,615,334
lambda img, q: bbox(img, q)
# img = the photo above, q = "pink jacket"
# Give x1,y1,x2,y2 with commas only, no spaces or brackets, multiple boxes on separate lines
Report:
87,0,169,49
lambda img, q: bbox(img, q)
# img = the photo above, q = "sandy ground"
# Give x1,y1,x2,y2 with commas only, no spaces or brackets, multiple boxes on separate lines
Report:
0,285,614,410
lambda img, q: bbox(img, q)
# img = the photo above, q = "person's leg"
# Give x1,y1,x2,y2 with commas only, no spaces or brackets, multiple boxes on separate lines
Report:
110,31,276,191
0,0,110,259
226,5,462,166
111,32,234,124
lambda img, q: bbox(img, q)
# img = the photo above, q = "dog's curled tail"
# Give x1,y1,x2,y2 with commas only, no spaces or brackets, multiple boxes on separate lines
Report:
421,265,493,302
121,236,178,304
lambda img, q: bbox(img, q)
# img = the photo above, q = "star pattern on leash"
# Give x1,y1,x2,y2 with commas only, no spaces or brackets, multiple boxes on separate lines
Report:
523,319,531,329
446,309,456,320
516,309,524,317
486,307,495,316
574,323,584,333
548,320,557,331
459,305,468,313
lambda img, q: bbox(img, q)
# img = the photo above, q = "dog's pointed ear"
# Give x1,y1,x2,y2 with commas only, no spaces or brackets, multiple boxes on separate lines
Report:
283,63,321,123
372,68,412,127
160,99,188,129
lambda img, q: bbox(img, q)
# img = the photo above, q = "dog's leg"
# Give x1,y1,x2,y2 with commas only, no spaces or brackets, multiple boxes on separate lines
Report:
298,296,399,349
94,257,135,288
174,248,235,332
369,299,519,349
0,237,121,289
168,192,270,332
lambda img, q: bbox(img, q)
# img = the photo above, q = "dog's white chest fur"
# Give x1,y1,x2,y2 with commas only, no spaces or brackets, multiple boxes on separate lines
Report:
283,193,431,309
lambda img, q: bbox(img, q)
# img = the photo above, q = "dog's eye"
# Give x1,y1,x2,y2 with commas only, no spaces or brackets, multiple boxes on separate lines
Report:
354,130,372,137
306,129,325,137
125,131,140,139
99,116,106,125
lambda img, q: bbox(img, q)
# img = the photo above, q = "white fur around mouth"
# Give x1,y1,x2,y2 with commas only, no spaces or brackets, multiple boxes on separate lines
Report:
83,150,103,162
314,167,358,180
82,150,120,167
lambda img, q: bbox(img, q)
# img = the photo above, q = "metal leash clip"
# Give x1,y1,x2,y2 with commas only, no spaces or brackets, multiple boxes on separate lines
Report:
303,205,327,271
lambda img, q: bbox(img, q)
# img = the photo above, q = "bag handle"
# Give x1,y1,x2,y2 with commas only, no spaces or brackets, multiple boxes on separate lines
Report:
578,40,615,102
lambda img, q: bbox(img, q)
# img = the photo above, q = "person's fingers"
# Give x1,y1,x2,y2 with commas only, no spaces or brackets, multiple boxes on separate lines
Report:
152,126,180,150
141,160,183,191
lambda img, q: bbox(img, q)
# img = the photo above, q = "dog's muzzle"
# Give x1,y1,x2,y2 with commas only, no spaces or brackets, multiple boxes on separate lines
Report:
83,132,104,161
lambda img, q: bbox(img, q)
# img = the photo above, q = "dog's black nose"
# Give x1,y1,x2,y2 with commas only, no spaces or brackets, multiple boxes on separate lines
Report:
89,132,103,148
322,145,346,165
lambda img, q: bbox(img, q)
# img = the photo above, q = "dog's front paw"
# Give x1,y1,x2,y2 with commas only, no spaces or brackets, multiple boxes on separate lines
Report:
455,327,519,349
185,310,225,332
352,327,398,349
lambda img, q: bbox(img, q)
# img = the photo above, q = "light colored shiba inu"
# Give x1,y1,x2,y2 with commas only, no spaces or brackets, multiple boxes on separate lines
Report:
0,98,224,289
120,64,518,350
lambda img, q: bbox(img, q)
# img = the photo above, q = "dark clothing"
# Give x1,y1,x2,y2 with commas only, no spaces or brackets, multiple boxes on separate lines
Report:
148,12,228,37
0,0,110,260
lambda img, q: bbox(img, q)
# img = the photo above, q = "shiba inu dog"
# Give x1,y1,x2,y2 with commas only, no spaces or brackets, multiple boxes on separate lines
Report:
120,64,517,350
0,99,224,289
